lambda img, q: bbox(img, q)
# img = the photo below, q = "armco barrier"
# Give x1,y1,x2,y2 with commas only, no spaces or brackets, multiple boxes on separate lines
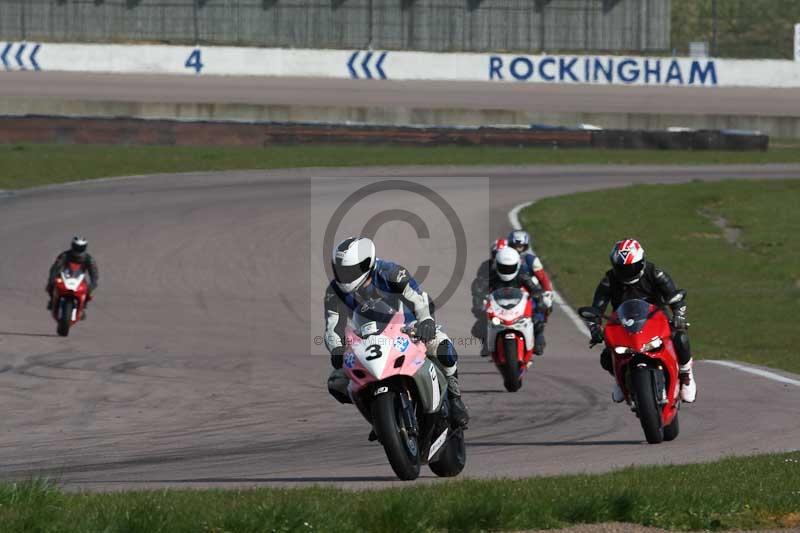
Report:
0,116,768,151
2,42,800,88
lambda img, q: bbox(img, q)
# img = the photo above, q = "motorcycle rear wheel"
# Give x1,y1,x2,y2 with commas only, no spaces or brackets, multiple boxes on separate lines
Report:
501,336,521,392
372,390,421,481
57,299,73,337
429,427,466,478
631,368,664,444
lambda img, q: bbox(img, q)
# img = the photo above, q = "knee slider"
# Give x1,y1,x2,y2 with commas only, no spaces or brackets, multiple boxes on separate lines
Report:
436,339,458,367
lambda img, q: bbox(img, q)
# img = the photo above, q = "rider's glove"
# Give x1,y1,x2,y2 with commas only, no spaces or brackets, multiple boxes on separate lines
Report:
542,291,554,311
330,346,345,369
672,314,689,331
417,318,437,344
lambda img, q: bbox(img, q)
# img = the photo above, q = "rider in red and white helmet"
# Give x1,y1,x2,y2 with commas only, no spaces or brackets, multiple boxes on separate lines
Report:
585,239,697,403
490,238,507,259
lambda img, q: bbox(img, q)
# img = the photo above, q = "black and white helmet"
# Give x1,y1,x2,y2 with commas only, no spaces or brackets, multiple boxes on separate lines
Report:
71,235,88,255
332,237,376,293
495,247,521,282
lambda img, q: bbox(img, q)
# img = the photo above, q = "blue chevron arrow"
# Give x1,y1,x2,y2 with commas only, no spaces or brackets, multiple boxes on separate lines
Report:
374,51,388,80
360,51,373,80
15,43,26,70
0,43,11,70
347,51,359,79
29,44,41,71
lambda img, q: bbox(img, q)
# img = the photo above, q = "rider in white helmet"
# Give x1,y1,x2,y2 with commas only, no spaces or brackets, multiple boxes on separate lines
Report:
480,247,547,355
324,236,469,429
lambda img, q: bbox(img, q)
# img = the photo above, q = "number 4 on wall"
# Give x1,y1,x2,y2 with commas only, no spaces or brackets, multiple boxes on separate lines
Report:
185,49,203,73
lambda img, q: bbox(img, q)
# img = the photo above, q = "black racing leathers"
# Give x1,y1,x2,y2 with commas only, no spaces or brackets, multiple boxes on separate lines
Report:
47,251,99,293
590,261,691,372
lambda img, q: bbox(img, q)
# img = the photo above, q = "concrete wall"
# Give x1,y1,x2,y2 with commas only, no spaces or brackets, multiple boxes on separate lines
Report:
0,0,670,53
2,98,799,138
4,42,800,88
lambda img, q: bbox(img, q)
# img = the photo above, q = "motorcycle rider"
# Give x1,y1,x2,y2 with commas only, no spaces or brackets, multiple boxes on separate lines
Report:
507,230,554,315
324,236,470,429
480,247,547,355
585,239,697,403
469,238,509,356
45,236,99,318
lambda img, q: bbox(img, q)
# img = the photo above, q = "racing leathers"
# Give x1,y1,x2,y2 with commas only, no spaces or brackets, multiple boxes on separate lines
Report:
478,269,547,355
46,251,99,310
588,261,692,374
324,259,469,428
518,250,554,313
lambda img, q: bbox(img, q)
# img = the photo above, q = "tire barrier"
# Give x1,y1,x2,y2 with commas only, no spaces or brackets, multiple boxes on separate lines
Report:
0,116,768,151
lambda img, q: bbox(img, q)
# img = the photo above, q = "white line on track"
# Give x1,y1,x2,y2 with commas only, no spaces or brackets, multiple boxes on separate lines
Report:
704,360,800,387
510,201,800,388
508,201,590,338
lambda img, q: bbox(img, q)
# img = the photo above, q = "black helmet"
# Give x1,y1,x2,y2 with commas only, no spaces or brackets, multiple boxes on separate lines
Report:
71,235,88,255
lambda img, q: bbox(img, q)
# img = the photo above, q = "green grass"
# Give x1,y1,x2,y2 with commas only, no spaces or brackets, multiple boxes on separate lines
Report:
521,179,800,374
2,143,800,190
1,452,799,532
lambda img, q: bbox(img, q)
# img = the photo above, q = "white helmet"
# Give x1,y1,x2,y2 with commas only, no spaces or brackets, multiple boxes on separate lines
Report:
332,237,376,293
495,247,521,282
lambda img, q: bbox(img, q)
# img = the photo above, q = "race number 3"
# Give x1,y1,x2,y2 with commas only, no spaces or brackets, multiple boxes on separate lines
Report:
365,345,383,360
185,49,203,73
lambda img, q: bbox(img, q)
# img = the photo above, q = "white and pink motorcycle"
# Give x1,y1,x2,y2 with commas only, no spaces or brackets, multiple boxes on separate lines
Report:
342,299,466,481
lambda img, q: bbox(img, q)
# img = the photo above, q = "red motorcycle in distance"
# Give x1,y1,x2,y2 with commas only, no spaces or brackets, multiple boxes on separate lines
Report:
579,291,685,444
485,287,536,392
50,262,90,337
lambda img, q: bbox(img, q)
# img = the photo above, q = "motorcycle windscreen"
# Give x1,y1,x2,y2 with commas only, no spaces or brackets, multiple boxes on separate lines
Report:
352,299,397,338
491,287,524,309
616,299,652,333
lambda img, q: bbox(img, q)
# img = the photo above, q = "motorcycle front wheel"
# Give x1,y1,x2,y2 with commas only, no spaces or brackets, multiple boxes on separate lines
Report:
57,299,73,337
372,390,421,480
631,368,664,444
500,335,521,392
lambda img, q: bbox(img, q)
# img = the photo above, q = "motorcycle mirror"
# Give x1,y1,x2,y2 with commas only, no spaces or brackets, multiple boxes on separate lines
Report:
667,290,686,305
577,306,599,320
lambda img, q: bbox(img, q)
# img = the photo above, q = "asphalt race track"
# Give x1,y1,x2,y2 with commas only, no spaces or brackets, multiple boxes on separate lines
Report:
1,71,800,117
0,164,799,489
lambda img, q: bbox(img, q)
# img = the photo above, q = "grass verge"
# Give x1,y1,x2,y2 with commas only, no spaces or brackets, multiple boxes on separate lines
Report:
1,451,798,532
2,143,800,190
520,179,800,374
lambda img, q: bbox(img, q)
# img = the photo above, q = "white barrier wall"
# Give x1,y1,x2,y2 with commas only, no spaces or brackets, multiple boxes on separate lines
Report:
3,41,800,88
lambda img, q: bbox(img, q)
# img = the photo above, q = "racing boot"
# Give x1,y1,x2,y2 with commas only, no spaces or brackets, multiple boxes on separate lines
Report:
679,360,697,403
612,382,625,403
534,337,546,356
445,372,469,429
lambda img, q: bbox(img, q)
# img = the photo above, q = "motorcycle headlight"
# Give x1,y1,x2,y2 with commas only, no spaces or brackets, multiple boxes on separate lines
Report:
491,317,501,326
642,337,663,352
614,346,630,355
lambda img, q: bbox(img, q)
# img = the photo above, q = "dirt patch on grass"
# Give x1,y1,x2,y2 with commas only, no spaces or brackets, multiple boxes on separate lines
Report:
697,208,744,248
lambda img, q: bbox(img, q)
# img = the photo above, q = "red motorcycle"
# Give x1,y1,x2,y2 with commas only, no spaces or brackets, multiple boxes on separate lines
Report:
50,262,90,337
485,287,536,392
579,291,685,444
